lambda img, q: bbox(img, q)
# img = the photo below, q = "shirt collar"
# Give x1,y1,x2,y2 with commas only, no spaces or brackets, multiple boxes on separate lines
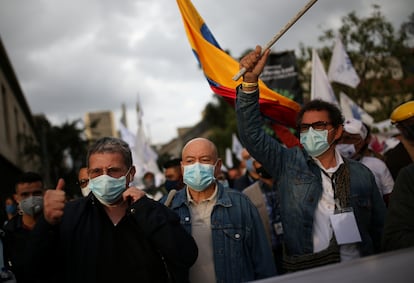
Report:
186,183,218,205
312,148,344,173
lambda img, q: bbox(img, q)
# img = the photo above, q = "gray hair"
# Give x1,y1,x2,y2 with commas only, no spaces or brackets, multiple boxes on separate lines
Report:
86,137,133,168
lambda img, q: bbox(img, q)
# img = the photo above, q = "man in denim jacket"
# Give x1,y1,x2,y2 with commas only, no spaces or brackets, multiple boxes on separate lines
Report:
236,46,386,272
163,137,277,282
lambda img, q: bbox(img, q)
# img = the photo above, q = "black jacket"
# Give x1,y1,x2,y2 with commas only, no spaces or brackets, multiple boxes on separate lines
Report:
27,195,198,283
3,215,31,283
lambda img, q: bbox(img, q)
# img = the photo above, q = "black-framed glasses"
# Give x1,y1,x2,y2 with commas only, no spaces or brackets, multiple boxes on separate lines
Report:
77,179,89,188
299,121,332,133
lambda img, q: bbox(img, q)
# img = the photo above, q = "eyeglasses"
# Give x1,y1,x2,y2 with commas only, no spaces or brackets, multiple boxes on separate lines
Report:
77,179,89,188
87,167,129,179
299,121,332,133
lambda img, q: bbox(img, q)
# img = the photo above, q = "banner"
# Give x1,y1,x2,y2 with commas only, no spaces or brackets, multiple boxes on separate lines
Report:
176,0,300,128
261,51,304,104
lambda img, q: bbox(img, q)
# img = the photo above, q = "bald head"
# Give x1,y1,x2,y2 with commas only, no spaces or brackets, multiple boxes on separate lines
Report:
182,138,218,161
181,138,222,193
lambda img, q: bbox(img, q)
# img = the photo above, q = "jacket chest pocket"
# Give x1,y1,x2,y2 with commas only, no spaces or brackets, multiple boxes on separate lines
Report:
216,228,245,256
286,164,314,183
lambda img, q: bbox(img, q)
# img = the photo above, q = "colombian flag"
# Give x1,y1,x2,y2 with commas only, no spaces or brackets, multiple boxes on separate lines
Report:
177,0,301,128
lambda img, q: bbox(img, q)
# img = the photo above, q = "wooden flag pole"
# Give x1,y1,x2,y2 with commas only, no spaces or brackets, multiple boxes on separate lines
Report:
232,0,318,81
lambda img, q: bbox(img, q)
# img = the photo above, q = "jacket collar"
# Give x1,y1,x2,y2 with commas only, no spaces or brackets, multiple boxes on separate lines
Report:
171,182,232,209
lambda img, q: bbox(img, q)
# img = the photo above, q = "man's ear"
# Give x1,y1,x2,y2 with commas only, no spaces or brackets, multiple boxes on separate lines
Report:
214,159,223,176
129,166,136,183
334,124,344,142
13,193,20,204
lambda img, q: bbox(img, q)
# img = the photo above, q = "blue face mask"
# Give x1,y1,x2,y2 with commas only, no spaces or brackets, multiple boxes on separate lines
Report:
165,180,180,192
183,162,216,192
6,204,17,215
245,158,254,173
300,127,332,157
89,170,130,206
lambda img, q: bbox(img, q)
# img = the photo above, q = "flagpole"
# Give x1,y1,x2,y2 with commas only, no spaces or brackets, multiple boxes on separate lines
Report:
232,0,318,81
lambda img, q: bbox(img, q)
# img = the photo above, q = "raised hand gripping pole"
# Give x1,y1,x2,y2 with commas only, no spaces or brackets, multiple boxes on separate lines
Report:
232,0,318,81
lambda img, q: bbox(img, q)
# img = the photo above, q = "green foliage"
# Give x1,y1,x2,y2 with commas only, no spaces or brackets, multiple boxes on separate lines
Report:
202,95,238,159
21,116,89,196
298,5,414,121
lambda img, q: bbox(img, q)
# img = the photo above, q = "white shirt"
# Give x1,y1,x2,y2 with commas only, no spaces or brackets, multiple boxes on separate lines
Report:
312,149,360,261
360,156,394,196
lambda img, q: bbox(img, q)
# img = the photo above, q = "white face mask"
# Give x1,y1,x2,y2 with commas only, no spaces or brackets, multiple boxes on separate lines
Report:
81,185,91,197
336,143,356,159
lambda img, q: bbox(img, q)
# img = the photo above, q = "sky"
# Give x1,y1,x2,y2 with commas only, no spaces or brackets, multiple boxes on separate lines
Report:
0,0,412,145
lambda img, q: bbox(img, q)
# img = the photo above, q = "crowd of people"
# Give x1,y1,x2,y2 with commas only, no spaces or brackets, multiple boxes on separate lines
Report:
0,47,413,282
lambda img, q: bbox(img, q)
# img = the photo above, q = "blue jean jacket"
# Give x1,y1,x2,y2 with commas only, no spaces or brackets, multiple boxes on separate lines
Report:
166,184,277,282
236,86,386,257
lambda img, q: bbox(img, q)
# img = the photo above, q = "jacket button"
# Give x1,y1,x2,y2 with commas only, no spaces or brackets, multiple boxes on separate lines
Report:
185,216,190,222
130,208,136,214
235,233,240,239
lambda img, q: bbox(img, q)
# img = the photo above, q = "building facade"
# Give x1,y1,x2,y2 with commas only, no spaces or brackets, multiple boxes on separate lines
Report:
84,110,118,142
0,37,40,200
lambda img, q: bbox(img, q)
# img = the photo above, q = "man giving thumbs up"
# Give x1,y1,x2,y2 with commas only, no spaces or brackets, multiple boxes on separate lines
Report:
28,137,198,283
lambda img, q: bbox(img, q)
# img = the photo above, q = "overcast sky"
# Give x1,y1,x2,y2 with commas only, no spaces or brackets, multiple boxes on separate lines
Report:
0,0,412,145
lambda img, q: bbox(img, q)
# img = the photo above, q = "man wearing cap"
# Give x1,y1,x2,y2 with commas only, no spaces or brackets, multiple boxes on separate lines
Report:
337,118,394,206
384,101,414,179
383,101,414,251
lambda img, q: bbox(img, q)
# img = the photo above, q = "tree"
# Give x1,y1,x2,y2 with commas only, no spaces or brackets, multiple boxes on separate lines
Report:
21,116,89,197
297,5,414,121
203,95,238,159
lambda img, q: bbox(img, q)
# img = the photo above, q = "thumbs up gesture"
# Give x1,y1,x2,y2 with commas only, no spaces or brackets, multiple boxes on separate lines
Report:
44,178,66,225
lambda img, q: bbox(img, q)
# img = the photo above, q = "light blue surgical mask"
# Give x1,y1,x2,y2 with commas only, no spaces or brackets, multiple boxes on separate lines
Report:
183,162,216,192
89,168,130,206
300,127,332,157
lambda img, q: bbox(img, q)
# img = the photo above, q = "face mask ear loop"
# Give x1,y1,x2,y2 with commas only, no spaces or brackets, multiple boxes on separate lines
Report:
125,167,133,184
329,127,340,147
213,160,220,181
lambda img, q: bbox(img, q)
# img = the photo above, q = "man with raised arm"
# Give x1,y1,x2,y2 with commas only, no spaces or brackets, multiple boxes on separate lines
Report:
236,46,386,272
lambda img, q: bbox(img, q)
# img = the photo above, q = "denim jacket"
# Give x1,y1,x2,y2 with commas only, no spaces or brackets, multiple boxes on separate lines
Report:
166,183,277,282
236,86,386,257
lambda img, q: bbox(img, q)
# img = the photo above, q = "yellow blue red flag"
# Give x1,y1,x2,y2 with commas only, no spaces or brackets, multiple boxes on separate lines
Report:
176,0,301,128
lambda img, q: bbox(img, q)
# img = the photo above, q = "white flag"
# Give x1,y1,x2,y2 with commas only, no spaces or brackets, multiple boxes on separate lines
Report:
225,147,234,169
311,49,339,106
119,122,136,149
339,92,374,125
119,104,162,186
232,133,243,162
328,37,360,88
